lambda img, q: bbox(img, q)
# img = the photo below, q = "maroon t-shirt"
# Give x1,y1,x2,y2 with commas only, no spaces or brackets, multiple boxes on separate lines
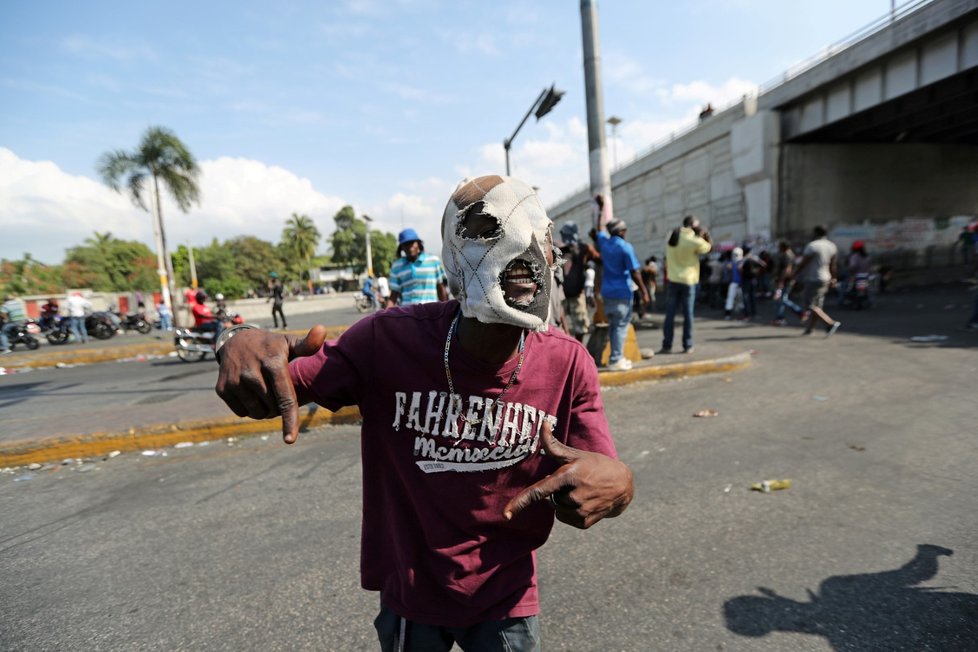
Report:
290,300,616,627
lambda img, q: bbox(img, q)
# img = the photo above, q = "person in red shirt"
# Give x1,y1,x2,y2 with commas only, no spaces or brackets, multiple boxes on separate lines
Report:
214,175,633,650
191,290,223,340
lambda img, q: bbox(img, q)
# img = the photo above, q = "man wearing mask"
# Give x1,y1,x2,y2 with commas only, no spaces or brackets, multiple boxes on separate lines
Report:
660,215,712,354
214,175,633,651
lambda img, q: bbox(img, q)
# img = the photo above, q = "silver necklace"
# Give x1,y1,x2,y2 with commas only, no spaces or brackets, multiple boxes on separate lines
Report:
444,310,526,428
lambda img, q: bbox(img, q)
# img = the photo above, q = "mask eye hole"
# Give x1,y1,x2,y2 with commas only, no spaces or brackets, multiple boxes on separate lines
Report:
457,201,502,241
550,246,563,269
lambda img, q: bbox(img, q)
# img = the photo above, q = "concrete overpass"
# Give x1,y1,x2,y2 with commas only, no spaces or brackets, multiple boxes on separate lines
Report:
549,0,978,275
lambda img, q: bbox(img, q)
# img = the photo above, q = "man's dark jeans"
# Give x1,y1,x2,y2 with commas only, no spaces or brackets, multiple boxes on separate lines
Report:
662,282,696,351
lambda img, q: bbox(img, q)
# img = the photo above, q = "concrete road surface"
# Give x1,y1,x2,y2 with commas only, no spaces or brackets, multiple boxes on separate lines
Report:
1,284,976,651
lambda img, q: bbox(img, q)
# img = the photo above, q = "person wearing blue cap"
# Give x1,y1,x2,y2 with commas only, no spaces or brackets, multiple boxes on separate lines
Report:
386,227,448,307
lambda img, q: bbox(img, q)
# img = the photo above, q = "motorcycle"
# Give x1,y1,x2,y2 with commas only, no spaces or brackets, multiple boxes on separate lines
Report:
354,293,377,313
173,325,218,362
841,273,876,310
113,310,153,334
44,315,73,345
173,312,242,362
86,311,121,340
4,320,42,351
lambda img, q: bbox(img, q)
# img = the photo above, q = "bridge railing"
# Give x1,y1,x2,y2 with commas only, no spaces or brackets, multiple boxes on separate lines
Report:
756,0,935,94
547,0,936,211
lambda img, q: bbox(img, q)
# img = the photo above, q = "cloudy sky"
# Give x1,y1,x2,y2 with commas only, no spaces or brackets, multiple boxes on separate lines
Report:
1,0,899,264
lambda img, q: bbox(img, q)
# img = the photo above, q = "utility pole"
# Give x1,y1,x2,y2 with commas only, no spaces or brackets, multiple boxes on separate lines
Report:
187,241,198,290
581,0,612,228
363,214,374,277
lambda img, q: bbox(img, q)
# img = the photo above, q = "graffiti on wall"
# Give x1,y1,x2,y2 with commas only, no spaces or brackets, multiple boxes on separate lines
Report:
830,216,976,255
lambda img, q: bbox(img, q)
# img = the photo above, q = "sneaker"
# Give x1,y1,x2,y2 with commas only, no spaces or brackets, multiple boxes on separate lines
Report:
801,329,813,336
657,347,673,355
682,347,694,354
1,349,11,355
826,322,842,338
606,358,633,371
771,319,787,326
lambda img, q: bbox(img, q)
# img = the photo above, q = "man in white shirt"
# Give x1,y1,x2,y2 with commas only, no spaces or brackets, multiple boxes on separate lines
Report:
66,292,92,343
792,226,842,337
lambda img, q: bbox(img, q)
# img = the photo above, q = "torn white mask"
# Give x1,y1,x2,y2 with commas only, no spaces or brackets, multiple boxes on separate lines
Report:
441,175,558,331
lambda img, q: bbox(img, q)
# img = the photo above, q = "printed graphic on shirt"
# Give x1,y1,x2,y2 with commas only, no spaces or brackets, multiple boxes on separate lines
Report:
392,390,557,474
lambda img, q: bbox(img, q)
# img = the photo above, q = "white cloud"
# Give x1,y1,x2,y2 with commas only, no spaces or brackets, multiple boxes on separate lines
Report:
61,35,158,62
604,51,664,95
0,149,347,264
657,76,757,107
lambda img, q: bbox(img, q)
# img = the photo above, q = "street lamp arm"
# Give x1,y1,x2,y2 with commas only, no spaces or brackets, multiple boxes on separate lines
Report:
506,87,549,147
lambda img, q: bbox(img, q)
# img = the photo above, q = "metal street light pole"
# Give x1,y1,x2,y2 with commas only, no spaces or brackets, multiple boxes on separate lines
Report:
607,115,622,170
581,0,612,227
503,85,565,176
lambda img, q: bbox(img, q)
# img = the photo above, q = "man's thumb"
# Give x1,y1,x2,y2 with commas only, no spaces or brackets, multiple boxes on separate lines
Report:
289,325,327,360
539,421,576,462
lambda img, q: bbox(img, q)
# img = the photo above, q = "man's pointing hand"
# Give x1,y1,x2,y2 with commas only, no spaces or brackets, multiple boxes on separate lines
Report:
215,326,327,444
503,421,634,529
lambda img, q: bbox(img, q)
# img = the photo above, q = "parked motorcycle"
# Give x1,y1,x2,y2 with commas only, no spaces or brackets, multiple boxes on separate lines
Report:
44,315,72,345
113,310,153,334
86,311,120,340
5,320,41,350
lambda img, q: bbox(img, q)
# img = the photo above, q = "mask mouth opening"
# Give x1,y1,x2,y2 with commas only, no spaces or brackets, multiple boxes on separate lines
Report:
499,258,544,309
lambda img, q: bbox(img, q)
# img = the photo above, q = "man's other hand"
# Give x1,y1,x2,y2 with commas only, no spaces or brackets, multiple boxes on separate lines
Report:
503,422,634,529
215,326,327,444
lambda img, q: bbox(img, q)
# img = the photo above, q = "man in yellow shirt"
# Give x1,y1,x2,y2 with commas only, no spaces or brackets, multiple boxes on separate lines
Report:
660,215,712,353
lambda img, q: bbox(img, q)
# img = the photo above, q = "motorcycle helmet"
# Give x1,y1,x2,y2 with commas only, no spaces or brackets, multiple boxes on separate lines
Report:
215,293,224,301
195,290,207,304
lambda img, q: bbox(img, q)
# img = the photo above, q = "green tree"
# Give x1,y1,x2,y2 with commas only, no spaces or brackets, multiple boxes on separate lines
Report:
97,126,201,309
225,236,283,291
281,213,321,290
327,206,397,275
369,231,398,277
0,255,65,296
64,232,156,292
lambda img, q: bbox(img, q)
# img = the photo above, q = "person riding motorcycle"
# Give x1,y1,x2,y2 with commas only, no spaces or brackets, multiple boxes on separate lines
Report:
191,290,224,341
360,276,377,309
39,297,60,331
1,295,29,353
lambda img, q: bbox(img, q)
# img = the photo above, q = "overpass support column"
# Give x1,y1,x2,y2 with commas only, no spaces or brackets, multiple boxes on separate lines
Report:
731,108,781,242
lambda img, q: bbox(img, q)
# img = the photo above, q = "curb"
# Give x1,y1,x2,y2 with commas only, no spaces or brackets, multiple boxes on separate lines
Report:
0,405,363,468
0,351,751,468
596,350,751,386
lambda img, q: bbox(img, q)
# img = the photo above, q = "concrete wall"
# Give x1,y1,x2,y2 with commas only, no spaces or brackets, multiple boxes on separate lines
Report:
780,142,978,267
548,106,753,261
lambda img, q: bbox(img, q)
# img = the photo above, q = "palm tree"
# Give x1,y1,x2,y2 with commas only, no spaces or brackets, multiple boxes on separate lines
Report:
282,213,320,291
97,126,200,319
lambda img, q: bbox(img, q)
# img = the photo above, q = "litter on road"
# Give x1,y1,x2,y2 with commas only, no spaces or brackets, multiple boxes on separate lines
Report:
910,335,948,342
751,479,792,493
693,409,719,418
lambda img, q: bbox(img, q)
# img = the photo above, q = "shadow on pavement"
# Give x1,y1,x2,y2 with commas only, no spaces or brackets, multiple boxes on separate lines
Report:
723,544,978,650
